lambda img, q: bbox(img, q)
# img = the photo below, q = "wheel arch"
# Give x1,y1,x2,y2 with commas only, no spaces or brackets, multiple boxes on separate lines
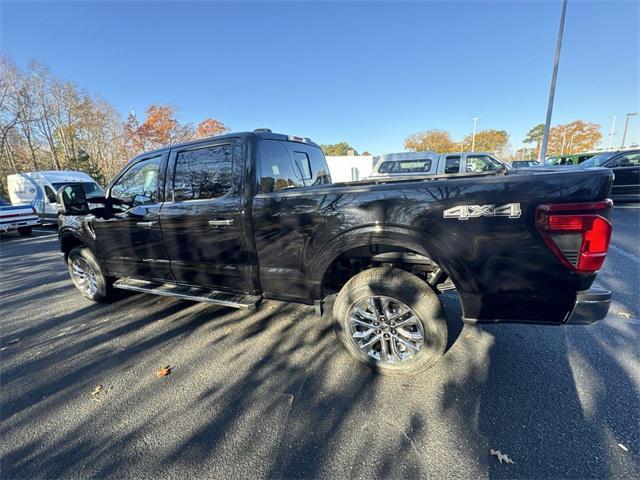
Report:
309,225,458,295
59,229,88,262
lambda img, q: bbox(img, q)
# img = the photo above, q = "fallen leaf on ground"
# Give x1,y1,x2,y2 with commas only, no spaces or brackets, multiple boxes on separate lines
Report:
91,384,103,396
156,366,172,378
490,449,515,464
616,311,632,318
618,443,628,452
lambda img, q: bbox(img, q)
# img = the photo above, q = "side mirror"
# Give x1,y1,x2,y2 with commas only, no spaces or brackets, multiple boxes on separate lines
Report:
56,184,90,215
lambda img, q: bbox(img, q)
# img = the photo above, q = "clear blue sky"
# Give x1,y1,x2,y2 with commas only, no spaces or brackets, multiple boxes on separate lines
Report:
1,0,638,154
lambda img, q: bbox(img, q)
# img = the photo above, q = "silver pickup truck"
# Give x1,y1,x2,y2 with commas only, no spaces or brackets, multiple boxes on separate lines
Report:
0,196,40,236
368,151,508,178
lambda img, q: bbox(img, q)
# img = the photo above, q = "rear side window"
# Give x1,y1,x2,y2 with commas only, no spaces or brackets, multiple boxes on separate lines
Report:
173,144,233,201
444,156,460,174
259,141,331,193
379,160,432,174
260,141,302,193
293,151,312,180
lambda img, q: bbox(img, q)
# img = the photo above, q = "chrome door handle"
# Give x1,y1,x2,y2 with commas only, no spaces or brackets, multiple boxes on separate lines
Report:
208,219,234,227
136,221,156,227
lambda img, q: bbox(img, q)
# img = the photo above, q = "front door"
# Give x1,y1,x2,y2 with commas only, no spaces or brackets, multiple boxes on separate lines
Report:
159,140,257,292
92,152,173,281
607,151,640,199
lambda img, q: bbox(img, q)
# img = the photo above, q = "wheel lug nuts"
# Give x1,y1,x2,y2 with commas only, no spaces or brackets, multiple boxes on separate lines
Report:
384,333,390,338
375,329,381,334
391,329,396,334
374,322,379,326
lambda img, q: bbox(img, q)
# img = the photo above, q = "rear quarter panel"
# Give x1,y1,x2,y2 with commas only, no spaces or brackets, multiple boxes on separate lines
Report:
252,168,612,323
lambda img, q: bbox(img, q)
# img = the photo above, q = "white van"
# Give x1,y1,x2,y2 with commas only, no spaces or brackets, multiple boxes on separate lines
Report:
7,171,104,222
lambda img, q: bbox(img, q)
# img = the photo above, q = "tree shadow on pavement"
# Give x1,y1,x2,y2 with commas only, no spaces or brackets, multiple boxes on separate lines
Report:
1,256,639,479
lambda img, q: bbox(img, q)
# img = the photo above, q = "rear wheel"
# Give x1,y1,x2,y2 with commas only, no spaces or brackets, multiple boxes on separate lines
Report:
67,246,112,302
333,267,448,376
17,226,32,236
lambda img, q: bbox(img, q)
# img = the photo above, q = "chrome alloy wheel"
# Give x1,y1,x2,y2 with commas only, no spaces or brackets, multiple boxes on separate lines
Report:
70,257,98,297
347,296,425,365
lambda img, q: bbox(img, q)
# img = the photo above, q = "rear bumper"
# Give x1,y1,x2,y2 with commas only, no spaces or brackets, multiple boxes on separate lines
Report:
564,287,611,325
460,286,611,325
0,217,40,232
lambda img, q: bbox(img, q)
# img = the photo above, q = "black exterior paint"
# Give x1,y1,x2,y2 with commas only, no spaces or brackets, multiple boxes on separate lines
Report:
58,131,614,324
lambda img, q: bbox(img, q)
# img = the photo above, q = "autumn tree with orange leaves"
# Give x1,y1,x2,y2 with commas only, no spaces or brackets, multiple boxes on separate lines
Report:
195,118,228,139
546,120,602,157
404,129,456,153
124,105,228,156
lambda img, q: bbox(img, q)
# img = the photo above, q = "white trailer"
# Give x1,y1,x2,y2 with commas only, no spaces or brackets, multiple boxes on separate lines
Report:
325,155,374,183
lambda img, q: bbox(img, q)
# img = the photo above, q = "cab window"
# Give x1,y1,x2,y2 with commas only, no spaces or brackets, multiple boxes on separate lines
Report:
259,141,331,193
173,144,233,201
290,144,331,186
379,160,432,174
465,154,503,172
44,185,57,203
259,140,301,193
110,156,161,207
609,153,640,167
444,156,460,174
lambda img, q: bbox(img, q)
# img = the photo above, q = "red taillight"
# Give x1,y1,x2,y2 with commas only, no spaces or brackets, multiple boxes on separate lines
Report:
535,200,613,273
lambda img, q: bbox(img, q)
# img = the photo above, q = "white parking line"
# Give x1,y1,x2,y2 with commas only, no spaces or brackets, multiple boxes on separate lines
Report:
33,229,57,233
614,205,640,209
610,245,640,263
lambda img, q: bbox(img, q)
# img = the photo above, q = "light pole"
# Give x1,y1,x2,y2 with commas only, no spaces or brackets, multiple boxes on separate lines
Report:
539,0,568,164
608,115,616,149
471,117,479,152
621,112,638,148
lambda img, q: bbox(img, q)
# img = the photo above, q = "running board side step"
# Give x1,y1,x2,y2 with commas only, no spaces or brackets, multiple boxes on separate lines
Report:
113,278,261,309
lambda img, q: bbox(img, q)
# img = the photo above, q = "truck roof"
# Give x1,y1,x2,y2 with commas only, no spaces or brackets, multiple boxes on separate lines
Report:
8,171,96,182
130,130,321,161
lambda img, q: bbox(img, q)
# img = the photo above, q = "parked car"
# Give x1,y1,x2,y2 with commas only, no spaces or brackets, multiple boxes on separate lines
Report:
7,171,104,222
368,151,509,179
0,196,40,236
546,152,599,165
576,149,640,201
511,160,541,168
56,130,614,375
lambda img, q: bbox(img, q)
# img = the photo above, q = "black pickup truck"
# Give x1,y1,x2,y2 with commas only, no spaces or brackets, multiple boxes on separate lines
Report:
57,130,614,375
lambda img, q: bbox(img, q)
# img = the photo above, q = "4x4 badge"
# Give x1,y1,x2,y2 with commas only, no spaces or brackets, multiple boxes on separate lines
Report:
443,203,522,220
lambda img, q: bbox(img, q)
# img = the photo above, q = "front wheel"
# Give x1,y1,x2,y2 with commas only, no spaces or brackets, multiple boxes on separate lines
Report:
67,246,112,302
333,267,448,376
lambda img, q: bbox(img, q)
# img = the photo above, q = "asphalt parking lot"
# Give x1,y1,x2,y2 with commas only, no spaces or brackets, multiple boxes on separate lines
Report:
1,206,638,479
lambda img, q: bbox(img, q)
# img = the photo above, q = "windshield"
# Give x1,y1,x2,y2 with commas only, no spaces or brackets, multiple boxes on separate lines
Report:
52,182,104,198
578,153,616,168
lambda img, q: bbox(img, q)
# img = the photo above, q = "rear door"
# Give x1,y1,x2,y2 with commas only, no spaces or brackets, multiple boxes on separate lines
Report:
159,139,257,292
606,151,640,199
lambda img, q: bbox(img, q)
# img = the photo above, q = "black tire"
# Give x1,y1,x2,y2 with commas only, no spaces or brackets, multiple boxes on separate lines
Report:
67,246,113,302
333,267,448,376
17,226,32,236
